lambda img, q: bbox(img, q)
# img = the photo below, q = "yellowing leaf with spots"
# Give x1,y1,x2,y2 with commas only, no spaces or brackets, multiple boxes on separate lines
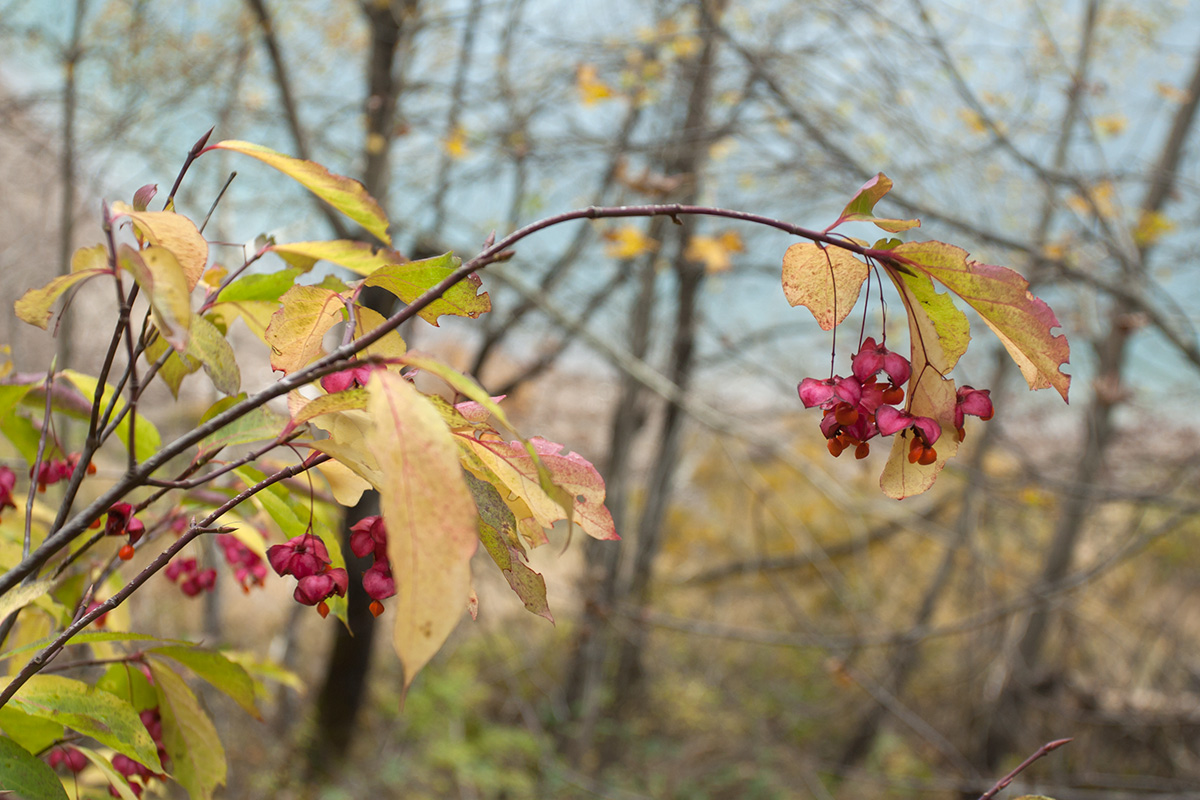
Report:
781,242,869,330
367,372,478,696
264,285,345,373
603,225,659,259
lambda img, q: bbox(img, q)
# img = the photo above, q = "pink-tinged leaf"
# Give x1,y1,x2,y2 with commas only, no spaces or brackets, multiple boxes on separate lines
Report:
118,244,192,351
893,242,1070,401
830,173,921,233
367,372,478,695
466,472,553,621
110,201,208,290
782,243,870,330
14,269,107,329
361,252,491,325
209,141,391,245
463,436,617,542
264,285,346,373
401,353,574,523
479,521,553,621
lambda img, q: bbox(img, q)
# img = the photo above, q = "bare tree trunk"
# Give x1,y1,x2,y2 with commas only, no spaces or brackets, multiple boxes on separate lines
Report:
288,0,418,775
56,0,88,366
560,0,723,770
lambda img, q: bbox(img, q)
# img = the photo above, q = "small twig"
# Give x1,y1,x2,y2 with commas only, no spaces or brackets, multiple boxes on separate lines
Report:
199,171,236,234
25,361,58,558
977,738,1072,800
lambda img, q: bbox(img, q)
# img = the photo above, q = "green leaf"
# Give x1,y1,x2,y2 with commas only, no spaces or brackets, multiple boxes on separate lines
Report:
467,474,552,622
144,334,199,397
2,631,177,661
0,413,42,465
878,269,964,499
185,314,241,395
367,372,478,696
232,466,306,540
0,578,55,622
110,201,209,290
214,267,304,302
149,660,226,800
195,394,287,456
360,252,491,325
0,734,68,800
96,663,159,712
888,268,971,376
210,140,391,245
220,651,305,699
831,173,920,232
118,244,192,351
781,242,870,331
893,241,1071,401
0,707,65,755
14,269,107,330
264,284,346,374
1,675,162,772
59,370,161,465
149,647,260,720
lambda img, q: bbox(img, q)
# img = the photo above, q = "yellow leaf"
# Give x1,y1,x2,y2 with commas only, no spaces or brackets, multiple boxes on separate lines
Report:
1133,210,1174,246
669,34,702,58
210,141,391,245
1095,114,1127,136
264,285,345,373
576,63,614,105
71,244,108,273
1156,81,1190,103
367,372,478,696
110,202,209,291
443,125,470,159
201,264,227,289
958,108,987,134
685,231,743,273
603,225,659,259
1066,180,1118,220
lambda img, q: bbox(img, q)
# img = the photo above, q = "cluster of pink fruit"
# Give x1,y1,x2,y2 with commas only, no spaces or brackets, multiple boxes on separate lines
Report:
798,337,993,463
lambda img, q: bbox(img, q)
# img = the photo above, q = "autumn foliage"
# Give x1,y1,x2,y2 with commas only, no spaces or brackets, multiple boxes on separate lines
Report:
0,138,1066,798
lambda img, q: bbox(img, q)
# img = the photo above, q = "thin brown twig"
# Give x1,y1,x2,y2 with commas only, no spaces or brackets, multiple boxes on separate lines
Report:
977,738,1071,800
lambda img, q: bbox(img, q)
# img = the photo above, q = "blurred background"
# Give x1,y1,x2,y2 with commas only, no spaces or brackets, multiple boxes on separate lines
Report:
3,0,1200,797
